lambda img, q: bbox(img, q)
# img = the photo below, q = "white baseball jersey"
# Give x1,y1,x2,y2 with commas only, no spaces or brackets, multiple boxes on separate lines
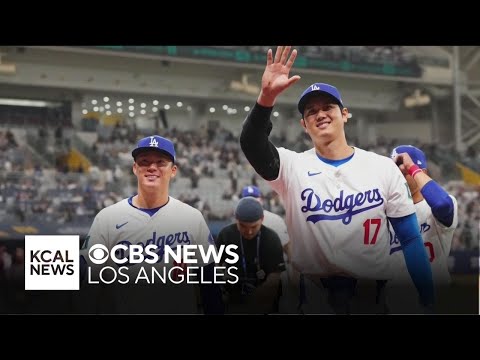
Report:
269,146,415,279
388,195,458,286
263,210,289,247
78,196,214,314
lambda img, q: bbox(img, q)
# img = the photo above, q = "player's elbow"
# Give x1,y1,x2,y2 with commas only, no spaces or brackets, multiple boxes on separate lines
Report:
432,197,454,227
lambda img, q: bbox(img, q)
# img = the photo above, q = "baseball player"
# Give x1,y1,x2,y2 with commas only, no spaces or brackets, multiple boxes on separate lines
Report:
239,46,435,314
386,145,458,313
76,135,223,314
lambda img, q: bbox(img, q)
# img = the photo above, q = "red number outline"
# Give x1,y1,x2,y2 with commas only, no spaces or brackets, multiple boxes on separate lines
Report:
424,241,435,262
363,218,381,245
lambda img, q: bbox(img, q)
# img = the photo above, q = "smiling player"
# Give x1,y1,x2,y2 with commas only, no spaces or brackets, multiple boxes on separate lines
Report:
76,135,223,314
239,46,435,314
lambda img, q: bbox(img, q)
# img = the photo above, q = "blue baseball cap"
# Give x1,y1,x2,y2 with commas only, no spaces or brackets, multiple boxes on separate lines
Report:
132,135,176,162
391,145,427,169
298,83,344,116
235,197,264,222
241,185,262,198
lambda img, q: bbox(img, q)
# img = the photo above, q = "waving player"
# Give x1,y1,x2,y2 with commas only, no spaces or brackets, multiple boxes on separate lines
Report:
76,135,223,314
387,145,458,313
239,46,435,314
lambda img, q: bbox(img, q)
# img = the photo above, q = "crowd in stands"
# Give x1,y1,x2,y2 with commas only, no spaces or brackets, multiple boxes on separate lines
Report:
1,121,478,251
218,46,420,69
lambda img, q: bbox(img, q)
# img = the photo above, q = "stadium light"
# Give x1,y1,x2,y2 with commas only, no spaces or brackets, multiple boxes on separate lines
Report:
404,89,431,108
0,98,63,107
230,74,260,95
0,63,16,75
0,53,16,75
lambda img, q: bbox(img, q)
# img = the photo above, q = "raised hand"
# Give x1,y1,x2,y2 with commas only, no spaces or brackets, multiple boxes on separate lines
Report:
394,152,415,176
257,46,301,107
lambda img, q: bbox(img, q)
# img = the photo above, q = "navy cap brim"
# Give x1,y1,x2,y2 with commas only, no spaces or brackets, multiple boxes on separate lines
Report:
132,148,175,162
298,91,344,116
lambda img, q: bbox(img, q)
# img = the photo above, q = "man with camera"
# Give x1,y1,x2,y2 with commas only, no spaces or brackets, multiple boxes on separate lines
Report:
215,197,286,314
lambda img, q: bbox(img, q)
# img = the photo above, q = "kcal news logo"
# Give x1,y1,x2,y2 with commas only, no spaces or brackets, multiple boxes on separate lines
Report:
25,235,80,290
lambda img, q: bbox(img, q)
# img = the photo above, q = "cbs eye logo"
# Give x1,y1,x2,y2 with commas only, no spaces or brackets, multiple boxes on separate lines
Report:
88,244,110,264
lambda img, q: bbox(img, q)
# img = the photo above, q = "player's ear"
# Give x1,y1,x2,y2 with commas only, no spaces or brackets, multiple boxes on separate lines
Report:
300,118,307,132
170,163,177,178
132,162,138,176
342,107,349,122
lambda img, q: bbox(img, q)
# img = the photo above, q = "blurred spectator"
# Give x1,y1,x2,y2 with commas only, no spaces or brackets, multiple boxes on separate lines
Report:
215,197,285,314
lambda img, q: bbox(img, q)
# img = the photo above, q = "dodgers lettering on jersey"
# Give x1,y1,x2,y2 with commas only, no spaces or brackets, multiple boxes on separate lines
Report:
116,231,191,266
269,147,415,279
389,196,459,286
301,188,384,225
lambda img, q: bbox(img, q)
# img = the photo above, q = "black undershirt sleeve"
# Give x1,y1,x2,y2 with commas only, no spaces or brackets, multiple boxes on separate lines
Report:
239,102,281,181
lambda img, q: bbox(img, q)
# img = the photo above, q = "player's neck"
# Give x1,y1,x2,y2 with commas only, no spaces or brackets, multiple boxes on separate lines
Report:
134,191,169,209
314,137,353,160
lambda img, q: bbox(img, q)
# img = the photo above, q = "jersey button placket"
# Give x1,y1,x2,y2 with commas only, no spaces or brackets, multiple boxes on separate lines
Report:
335,171,341,188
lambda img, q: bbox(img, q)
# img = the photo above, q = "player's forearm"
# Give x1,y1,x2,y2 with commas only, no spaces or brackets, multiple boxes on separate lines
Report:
389,214,435,307
420,180,455,227
407,165,454,227
240,102,280,181
402,236,435,307
409,169,432,190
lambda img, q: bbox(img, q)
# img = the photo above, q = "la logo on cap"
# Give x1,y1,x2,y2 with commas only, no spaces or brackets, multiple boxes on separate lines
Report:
149,136,159,147
311,84,320,91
